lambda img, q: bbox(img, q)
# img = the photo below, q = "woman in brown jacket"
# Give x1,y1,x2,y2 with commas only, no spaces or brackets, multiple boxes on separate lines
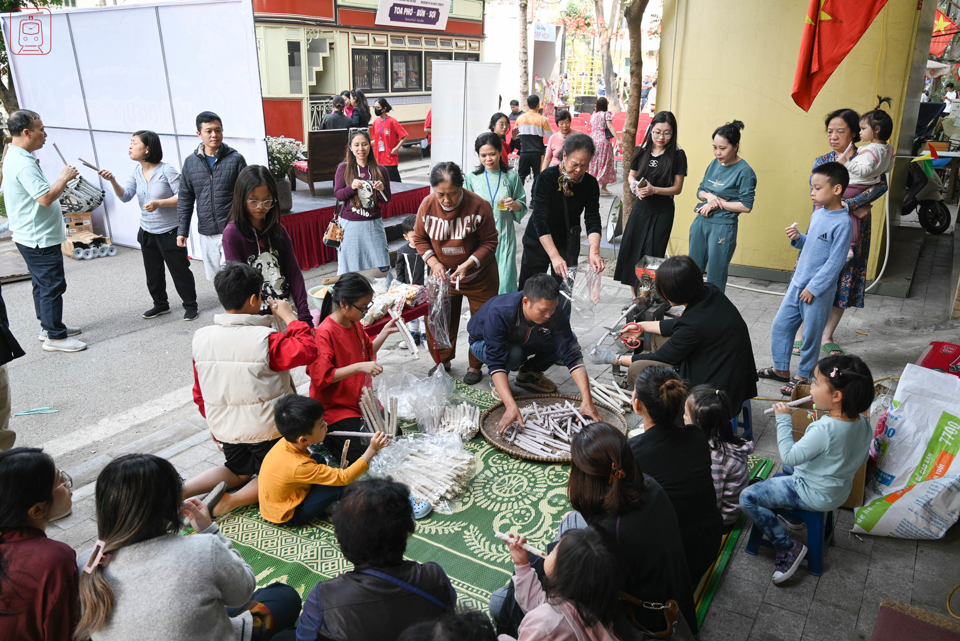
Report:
413,162,499,383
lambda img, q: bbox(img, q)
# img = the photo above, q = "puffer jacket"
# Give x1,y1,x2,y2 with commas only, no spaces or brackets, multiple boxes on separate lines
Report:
177,143,246,237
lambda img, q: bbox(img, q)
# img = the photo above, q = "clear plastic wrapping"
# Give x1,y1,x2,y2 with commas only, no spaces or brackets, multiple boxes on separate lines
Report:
375,366,454,421
367,432,475,513
425,275,451,349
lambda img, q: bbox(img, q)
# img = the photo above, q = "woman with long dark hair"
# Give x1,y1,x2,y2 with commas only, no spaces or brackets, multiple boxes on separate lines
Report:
0,448,76,641
349,89,371,128
688,119,757,291
333,130,392,276
629,366,723,587
464,132,527,295
488,112,516,166
99,130,198,320
613,111,687,293
307,273,397,462
222,165,311,324
76,454,301,641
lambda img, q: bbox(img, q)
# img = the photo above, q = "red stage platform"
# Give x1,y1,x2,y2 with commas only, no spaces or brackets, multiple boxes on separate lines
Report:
280,181,431,270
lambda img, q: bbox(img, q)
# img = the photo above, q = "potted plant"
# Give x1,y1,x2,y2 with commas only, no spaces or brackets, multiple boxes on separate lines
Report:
266,136,304,213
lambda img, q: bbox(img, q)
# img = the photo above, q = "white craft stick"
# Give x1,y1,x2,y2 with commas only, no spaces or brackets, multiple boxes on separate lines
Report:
763,395,813,415
328,430,375,438
495,532,547,559
79,157,100,172
389,309,420,359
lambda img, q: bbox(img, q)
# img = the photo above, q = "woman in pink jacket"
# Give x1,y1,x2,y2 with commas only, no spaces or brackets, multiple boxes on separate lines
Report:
499,528,620,641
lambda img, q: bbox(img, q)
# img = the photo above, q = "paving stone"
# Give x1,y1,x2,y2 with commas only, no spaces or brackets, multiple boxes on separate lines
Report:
762,572,818,616
812,549,870,614
799,600,858,641
747,603,805,641
699,608,754,641
910,573,958,615
709,574,767,619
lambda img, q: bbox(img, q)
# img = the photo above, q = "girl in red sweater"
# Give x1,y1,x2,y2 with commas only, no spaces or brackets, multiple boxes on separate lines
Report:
307,273,397,462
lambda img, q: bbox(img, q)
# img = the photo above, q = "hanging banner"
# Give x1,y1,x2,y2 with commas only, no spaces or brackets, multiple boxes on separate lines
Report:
375,0,449,30
533,22,557,42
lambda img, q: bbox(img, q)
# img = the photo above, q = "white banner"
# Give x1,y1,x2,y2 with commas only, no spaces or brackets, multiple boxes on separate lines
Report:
375,0,449,31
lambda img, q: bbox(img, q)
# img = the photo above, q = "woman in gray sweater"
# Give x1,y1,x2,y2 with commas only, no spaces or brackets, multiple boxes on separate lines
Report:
76,454,301,641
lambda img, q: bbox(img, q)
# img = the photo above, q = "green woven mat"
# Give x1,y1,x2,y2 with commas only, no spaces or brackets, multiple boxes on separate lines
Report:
218,379,773,621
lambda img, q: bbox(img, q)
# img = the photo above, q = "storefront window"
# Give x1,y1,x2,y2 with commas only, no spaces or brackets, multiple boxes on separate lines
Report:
424,52,452,91
288,41,302,94
454,52,480,62
352,49,388,91
391,51,423,92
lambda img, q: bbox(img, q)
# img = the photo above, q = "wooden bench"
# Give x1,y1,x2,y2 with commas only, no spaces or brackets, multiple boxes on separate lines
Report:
290,128,350,196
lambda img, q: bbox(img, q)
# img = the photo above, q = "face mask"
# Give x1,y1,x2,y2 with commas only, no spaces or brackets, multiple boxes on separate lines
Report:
374,107,383,116
439,191,464,211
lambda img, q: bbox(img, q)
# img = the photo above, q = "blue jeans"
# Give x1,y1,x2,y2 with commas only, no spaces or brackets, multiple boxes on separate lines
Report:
468,338,557,373
688,217,737,292
16,243,68,339
771,284,833,378
739,474,811,551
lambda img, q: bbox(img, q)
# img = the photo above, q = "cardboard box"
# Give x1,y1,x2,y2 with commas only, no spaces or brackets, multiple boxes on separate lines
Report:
789,384,866,509
63,212,93,235
61,230,112,260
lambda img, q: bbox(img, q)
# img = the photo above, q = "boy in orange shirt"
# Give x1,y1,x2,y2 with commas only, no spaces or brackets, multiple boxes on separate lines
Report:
258,394,388,525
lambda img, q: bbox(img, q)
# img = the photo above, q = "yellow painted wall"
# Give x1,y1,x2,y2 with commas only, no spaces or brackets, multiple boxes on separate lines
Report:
658,0,921,277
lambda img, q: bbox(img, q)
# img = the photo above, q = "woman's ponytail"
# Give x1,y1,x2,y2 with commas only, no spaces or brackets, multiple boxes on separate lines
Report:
634,365,688,428
75,559,116,640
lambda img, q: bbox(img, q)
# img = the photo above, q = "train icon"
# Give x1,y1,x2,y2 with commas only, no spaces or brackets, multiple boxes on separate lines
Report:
13,11,51,55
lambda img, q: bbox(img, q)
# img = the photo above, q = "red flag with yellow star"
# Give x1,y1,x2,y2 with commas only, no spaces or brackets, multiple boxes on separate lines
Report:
930,9,957,57
792,0,889,111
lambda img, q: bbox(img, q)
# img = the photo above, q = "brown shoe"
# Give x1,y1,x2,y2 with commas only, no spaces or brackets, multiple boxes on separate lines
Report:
515,370,558,394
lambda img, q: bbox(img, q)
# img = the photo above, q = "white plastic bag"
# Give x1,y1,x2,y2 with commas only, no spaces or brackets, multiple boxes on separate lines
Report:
853,364,960,539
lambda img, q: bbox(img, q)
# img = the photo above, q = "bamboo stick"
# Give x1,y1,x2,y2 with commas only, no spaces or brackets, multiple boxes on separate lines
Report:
328,430,375,438
494,531,547,559
763,395,812,415
340,440,350,468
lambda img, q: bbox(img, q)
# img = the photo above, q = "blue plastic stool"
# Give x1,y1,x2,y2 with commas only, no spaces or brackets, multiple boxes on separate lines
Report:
744,508,836,576
730,399,753,440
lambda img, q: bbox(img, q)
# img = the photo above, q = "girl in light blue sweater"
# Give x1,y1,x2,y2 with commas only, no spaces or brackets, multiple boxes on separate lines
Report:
740,354,873,586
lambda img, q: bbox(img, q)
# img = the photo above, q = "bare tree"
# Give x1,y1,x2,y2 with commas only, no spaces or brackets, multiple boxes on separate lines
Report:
519,0,529,96
593,0,625,112
620,0,650,213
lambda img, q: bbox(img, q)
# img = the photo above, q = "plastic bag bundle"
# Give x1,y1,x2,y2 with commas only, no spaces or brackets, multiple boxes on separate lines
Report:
425,275,451,349
375,366,454,420
367,433,475,513
571,262,602,315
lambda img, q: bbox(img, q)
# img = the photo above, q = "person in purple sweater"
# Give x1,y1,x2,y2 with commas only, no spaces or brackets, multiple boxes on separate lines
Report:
333,130,392,275
223,166,311,325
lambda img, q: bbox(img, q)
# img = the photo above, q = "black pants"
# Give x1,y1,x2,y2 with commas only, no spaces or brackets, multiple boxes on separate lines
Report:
517,152,542,185
384,165,402,183
138,228,197,311
323,416,368,464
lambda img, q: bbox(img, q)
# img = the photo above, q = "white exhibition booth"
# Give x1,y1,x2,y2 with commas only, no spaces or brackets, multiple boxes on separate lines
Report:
1,0,267,250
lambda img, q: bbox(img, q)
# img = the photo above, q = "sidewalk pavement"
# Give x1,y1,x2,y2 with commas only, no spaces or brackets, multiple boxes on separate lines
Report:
36,161,960,640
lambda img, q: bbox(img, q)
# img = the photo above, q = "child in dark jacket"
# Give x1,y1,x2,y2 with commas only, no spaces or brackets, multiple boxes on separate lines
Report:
395,214,426,345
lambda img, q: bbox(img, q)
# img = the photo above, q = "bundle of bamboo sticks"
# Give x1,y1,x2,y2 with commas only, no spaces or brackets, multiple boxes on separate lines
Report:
438,403,480,440
388,309,420,359
589,377,633,412
500,401,592,458
359,388,400,436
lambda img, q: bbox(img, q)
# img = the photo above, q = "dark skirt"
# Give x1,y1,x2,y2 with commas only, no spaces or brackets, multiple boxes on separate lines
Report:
613,195,675,288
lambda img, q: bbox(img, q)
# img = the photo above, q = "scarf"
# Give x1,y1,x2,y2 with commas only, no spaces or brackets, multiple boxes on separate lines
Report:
557,164,582,197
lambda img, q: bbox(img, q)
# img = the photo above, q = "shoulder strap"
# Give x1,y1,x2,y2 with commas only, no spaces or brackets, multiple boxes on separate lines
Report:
359,569,447,610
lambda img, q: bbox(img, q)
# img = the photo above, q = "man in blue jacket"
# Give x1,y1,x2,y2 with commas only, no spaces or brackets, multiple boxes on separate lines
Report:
176,111,247,283
467,273,599,433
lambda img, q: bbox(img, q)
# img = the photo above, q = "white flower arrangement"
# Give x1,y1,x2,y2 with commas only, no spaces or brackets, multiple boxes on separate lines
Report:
266,136,305,178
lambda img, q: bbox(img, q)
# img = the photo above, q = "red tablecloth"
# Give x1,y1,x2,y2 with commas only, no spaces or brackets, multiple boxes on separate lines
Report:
280,186,431,270
362,301,429,337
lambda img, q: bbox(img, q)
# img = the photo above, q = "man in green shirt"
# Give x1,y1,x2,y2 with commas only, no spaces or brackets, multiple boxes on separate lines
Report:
2,110,86,352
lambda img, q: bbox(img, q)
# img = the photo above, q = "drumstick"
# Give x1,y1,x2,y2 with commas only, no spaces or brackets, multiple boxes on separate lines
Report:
763,395,813,415
494,531,547,559
52,143,67,166
79,158,100,172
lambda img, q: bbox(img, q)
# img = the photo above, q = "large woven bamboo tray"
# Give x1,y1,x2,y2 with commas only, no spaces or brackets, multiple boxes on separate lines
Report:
479,394,627,463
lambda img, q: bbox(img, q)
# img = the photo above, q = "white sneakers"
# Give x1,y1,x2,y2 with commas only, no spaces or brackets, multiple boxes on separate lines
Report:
42,336,87,352
39,326,87,352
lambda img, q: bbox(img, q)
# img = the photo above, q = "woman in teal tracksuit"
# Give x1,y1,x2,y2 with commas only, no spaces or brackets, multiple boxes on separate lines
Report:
689,120,757,292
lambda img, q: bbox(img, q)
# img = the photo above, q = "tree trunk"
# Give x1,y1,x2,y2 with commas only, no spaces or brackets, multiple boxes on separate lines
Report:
0,78,19,115
621,0,650,215
593,0,622,112
519,0,529,97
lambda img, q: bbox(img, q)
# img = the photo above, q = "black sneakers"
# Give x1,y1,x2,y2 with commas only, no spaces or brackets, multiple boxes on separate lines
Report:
142,305,171,319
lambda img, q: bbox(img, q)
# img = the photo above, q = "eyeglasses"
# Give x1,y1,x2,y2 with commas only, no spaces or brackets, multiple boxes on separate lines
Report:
246,198,275,210
57,469,73,489
351,301,374,313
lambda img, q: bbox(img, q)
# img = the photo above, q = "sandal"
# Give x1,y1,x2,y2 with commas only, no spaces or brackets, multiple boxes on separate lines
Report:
780,376,808,396
821,343,844,357
792,340,802,356
757,367,790,383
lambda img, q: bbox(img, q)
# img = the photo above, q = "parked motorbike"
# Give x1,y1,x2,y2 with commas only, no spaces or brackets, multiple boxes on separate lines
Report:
901,160,952,235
